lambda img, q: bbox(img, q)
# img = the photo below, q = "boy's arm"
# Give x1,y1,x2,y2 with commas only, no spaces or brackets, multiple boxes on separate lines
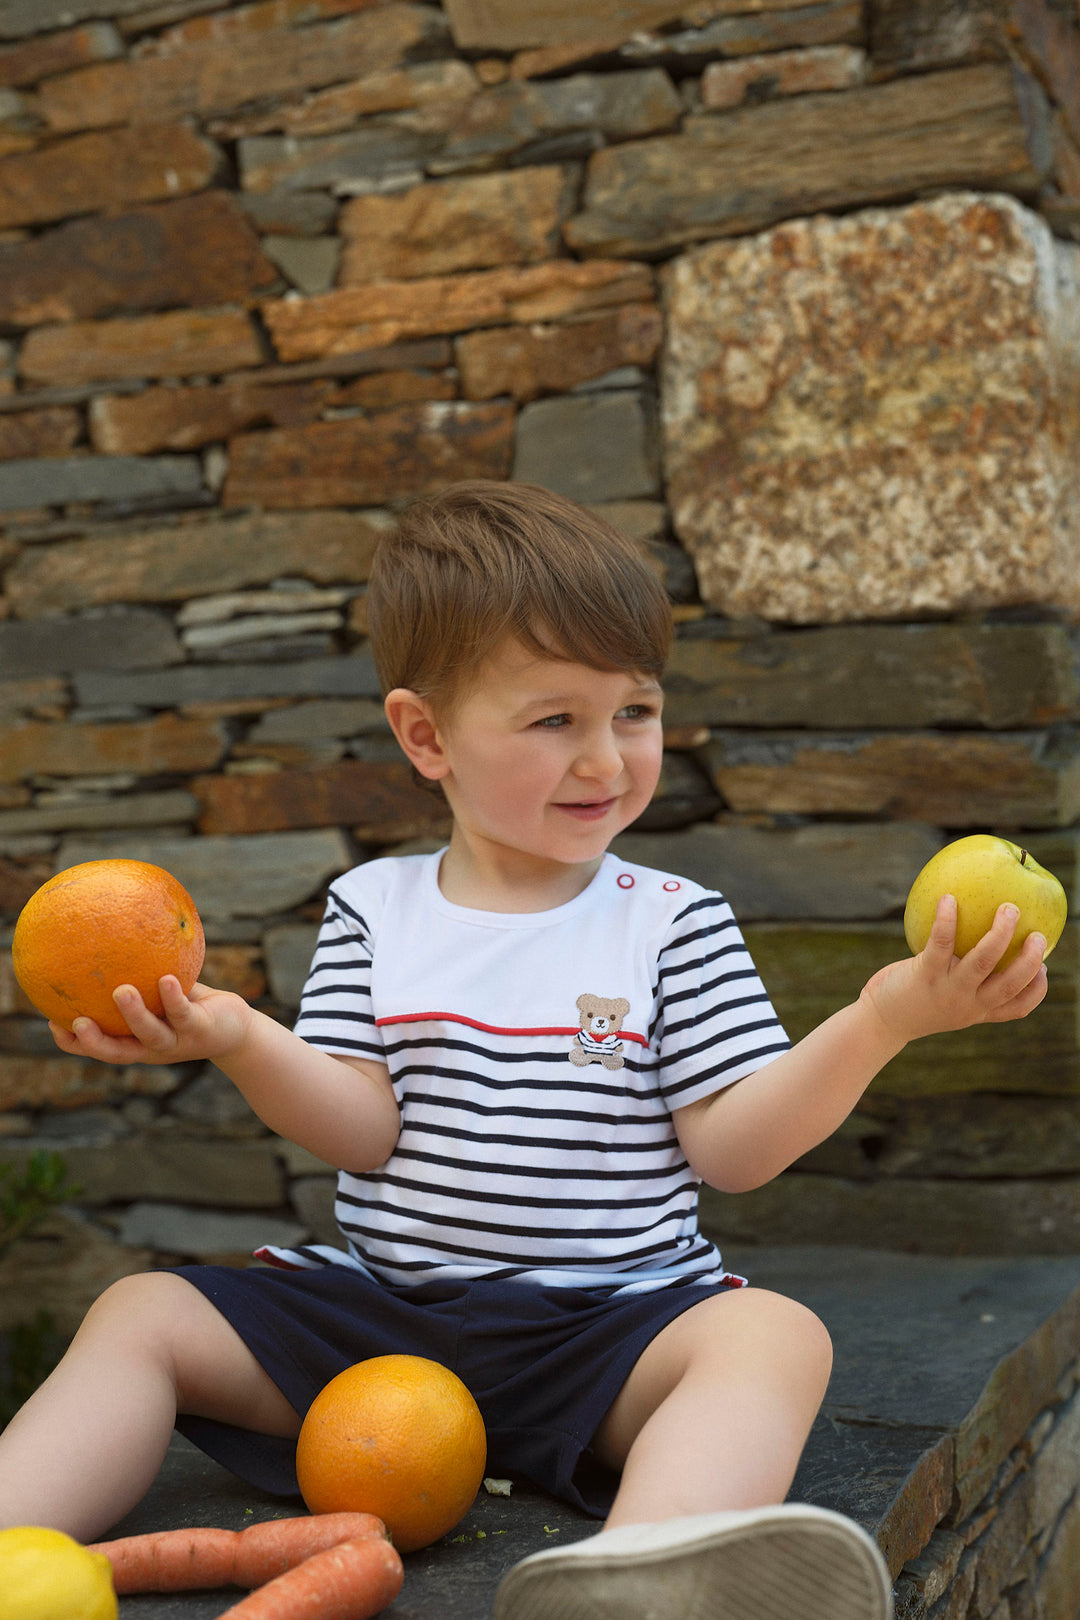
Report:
672,897,1049,1195
49,976,400,1173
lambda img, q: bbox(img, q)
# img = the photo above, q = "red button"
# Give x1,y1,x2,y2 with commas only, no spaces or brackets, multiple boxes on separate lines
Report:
617,873,635,889
663,880,681,892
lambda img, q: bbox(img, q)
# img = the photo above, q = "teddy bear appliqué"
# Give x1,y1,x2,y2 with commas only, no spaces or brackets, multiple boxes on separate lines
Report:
569,993,630,1070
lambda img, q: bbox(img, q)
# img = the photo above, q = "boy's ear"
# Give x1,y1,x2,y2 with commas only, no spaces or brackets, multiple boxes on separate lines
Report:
384,688,450,781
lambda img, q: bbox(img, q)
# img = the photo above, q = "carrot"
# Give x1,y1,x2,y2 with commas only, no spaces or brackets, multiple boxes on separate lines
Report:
91,1525,238,1592
217,1535,404,1620
231,1513,386,1588
88,1512,387,1593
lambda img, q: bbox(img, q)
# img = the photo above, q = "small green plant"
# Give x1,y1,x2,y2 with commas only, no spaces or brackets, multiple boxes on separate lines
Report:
0,1149,77,1428
0,1149,74,1261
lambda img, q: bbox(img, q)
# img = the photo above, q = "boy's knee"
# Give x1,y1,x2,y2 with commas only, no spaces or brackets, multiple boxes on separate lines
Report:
775,1296,833,1407
795,1301,833,1382
720,1288,833,1387
81,1270,200,1344
763,1291,831,1368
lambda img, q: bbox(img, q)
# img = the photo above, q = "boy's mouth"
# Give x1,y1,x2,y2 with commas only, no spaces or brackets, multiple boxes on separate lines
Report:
555,798,617,821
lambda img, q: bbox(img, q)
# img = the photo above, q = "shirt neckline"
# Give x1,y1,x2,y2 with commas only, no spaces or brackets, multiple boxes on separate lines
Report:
423,848,616,929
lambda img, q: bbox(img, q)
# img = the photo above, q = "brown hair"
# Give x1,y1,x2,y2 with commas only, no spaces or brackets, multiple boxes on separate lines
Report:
366,480,672,717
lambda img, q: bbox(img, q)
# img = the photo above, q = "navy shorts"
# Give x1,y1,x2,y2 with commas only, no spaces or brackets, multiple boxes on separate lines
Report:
170,1263,736,1517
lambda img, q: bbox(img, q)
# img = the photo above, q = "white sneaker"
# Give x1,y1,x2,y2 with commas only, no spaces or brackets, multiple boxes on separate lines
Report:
493,1503,894,1620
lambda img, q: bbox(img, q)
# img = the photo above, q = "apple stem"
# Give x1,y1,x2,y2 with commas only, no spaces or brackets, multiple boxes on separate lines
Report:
1020,849,1028,866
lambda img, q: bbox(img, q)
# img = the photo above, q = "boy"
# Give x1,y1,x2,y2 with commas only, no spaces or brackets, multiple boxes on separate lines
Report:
0,482,1049,1620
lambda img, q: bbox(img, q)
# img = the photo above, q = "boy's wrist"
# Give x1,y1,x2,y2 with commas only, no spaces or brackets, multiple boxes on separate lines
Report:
202,992,261,1066
854,982,913,1061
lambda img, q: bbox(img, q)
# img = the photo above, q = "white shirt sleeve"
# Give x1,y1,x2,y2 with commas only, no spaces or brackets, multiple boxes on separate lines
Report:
293,885,386,1064
654,891,789,1110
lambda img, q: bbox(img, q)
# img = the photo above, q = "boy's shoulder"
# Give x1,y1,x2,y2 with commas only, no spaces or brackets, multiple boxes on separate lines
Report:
327,850,433,912
597,852,726,931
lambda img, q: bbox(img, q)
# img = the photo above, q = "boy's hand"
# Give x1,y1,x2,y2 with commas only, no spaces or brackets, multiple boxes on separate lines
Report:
47,976,253,1066
860,894,1049,1047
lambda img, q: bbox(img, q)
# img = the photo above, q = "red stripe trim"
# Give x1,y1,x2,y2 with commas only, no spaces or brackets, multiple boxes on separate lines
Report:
375,1010,649,1046
253,1247,307,1270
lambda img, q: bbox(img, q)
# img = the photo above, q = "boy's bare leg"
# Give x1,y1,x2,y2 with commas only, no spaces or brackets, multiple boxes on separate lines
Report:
495,1288,888,1620
592,1287,833,1527
0,1271,300,1541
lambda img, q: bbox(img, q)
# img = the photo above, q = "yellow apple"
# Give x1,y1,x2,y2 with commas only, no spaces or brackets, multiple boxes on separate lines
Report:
904,835,1067,972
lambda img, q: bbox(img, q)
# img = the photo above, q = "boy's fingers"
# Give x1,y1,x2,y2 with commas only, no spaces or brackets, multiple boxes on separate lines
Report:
158,974,190,1014
989,931,1047,1000
979,933,1049,1020
49,1019,82,1052
68,1013,140,1064
111,984,176,1051
986,962,1048,1023
924,894,958,957
158,975,206,1035
959,902,1020,980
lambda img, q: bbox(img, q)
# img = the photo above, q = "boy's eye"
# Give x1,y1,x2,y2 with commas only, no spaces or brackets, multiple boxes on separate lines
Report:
618,703,657,720
530,705,658,728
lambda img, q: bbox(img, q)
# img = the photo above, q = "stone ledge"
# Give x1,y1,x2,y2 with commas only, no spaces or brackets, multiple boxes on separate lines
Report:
98,1247,1080,1618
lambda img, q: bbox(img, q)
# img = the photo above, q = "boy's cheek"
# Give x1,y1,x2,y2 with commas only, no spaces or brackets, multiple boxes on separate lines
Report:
643,743,666,799
625,772,662,825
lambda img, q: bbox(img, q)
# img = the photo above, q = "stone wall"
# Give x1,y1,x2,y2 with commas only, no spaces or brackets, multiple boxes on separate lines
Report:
896,1344,1080,1620
1,0,1080,1316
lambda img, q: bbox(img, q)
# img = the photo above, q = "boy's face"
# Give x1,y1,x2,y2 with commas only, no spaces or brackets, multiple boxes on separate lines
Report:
433,638,664,871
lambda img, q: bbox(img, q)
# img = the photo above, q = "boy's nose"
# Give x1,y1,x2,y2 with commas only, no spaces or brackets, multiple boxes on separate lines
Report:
574,731,623,781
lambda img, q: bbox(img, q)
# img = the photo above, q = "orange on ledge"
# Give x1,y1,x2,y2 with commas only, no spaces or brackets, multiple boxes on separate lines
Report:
296,1355,487,1554
12,859,205,1037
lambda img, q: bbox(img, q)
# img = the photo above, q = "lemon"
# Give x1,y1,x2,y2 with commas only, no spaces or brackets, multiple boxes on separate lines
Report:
0,1526,117,1620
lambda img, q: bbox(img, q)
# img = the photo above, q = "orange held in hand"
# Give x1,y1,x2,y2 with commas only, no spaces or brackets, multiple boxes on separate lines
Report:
12,859,205,1037
295,1355,488,1554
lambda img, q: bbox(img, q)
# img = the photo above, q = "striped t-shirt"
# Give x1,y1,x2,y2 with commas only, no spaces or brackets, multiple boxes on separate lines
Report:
259,849,789,1295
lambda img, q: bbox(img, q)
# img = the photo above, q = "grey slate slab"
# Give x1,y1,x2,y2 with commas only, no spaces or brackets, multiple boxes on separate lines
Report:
0,456,202,511
56,828,353,919
736,1246,1080,1429
0,609,182,677
97,1247,1080,1619
513,391,659,506
74,651,381,710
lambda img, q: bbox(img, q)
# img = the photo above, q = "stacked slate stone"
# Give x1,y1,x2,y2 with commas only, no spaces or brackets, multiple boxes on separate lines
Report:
0,0,1079,1332
892,1298,1080,1619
